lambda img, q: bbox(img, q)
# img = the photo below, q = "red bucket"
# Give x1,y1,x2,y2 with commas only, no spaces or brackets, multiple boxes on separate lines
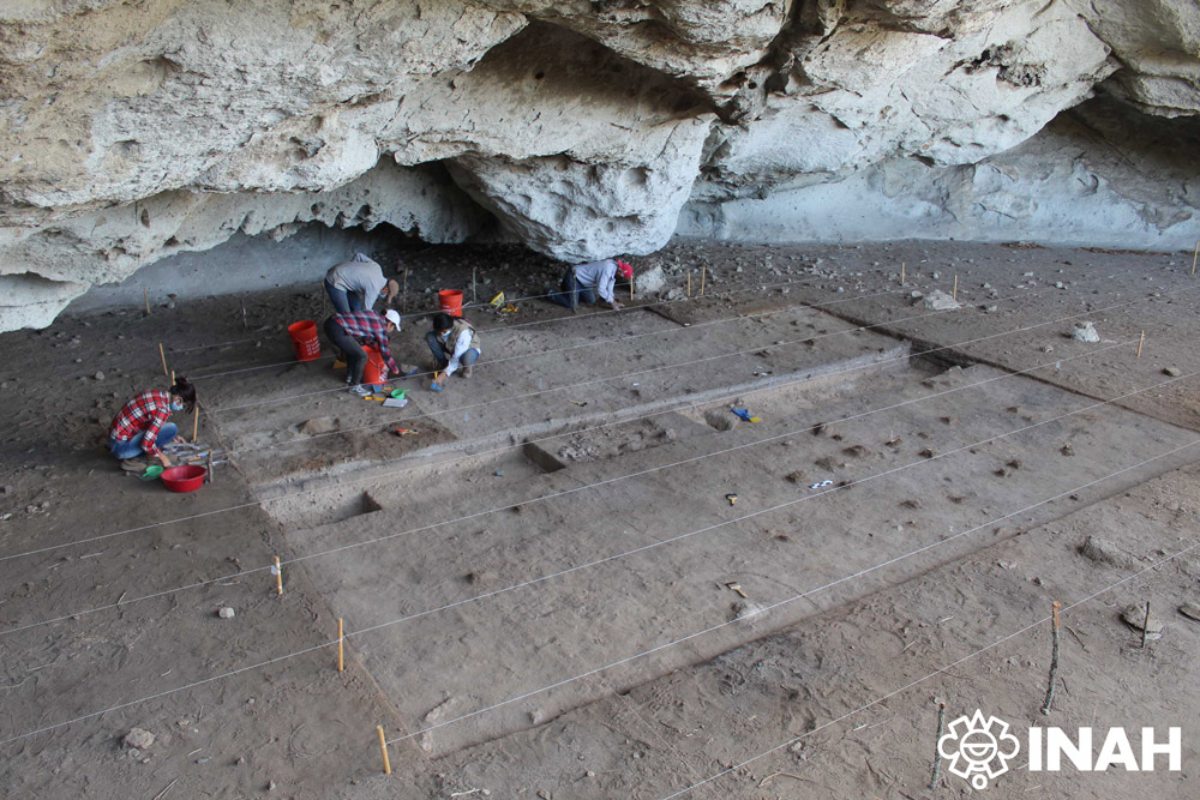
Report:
288,320,321,362
438,289,464,317
362,345,387,385
161,465,206,493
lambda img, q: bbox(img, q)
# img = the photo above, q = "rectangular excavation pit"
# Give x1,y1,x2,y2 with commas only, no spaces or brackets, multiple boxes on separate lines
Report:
272,360,1200,759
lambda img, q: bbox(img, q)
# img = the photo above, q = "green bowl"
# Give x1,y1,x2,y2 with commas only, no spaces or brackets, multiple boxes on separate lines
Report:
390,389,407,400
140,464,164,481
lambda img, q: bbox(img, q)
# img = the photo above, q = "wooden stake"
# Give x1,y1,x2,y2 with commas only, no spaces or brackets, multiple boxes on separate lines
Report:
928,702,946,790
952,274,958,302
1040,600,1062,715
1141,600,1152,649
900,262,906,285
686,272,692,298
191,404,200,442
700,266,706,297
273,555,283,596
1192,241,1198,277
376,725,392,775
206,452,214,484
158,342,169,379
337,617,345,673
170,369,175,387
144,288,151,315
1136,330,1146,358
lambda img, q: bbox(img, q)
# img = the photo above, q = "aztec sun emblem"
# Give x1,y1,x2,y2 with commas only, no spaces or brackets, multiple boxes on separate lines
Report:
938,709,1021,790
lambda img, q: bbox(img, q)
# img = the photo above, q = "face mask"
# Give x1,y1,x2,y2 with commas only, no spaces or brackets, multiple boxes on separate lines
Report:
170,399,184,411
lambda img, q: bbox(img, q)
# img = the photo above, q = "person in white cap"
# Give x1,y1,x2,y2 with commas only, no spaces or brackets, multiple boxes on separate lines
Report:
323,252,400,313
547,258,633,311
323,308,414,394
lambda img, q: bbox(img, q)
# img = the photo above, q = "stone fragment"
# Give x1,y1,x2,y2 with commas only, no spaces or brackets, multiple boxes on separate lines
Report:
1121,605,1163,638
1179,603,1200,622
920,290,960,311
1163,367,1182,377
217,607,236,619
633,265,667,295
123,728,155,750
1079,535,1138,569
1071,321,1100,343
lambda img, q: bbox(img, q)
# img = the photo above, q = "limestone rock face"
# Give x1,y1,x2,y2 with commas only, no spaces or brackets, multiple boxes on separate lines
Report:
1,0,1199,330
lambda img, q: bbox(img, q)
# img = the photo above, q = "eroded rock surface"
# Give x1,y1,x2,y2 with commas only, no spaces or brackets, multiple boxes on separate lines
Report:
2,0,1199,329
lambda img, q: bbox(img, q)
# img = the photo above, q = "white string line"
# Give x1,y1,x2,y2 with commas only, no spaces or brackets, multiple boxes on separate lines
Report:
201,275,963,408
0,287,1142,568
382,381,1200,745
0,283,1177,568
207,280,1106,433
185,272,888,381
1,358,1183,749
654,538,1200,800
0,340,1131,638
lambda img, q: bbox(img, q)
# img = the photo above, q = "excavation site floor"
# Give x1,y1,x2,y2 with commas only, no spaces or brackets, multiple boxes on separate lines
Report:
1,239,1198,799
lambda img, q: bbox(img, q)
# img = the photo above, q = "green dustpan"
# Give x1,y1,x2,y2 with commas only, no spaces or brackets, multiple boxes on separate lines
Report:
390,389,407,400
139,464,164,481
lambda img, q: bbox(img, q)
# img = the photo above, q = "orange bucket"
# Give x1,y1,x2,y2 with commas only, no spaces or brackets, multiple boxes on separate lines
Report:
287,320,321,362
438,289,464,317
362,345,387,385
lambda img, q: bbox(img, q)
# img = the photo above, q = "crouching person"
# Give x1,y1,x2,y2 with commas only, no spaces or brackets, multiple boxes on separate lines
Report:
108,377,197,468
325,309,405,395
427,312,480,391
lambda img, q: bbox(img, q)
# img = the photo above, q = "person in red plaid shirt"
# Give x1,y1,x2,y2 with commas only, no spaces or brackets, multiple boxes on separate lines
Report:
108,377,197,466
324,308,412,394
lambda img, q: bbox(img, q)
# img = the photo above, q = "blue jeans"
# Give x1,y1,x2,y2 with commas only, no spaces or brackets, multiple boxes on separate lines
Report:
324,280,365,314
547,267,596,310
109,422,177,460
425,332,479,371
324,315,366,384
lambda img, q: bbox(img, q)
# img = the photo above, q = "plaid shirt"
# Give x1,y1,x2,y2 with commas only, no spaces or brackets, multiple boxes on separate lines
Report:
110,389,173,456
332,311,399,374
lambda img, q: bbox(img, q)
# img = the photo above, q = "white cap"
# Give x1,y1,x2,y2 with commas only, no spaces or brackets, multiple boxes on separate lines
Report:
385,309,401,329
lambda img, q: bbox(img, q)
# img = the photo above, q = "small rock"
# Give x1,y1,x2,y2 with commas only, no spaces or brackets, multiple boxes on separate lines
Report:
297,417,338,436
1121,605,1163,638
217,607,236,619
1179,603,1200,622
93,371,105,381
1079,536,1137,569
920,290,960,311
1163,367,1182,377
1070,321,1100,343
123,728,155,750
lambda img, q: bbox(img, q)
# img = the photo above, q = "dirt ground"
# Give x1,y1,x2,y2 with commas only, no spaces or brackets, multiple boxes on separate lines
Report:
1,238,1198,799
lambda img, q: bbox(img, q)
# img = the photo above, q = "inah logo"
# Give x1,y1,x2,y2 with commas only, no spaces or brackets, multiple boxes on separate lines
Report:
938,709,1021,790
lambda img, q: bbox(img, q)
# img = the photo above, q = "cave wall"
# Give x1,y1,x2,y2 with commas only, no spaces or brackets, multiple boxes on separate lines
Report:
2,0,1199,330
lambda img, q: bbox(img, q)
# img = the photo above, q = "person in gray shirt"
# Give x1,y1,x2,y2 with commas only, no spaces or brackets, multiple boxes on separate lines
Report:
324,252,400,313
547,258,633,311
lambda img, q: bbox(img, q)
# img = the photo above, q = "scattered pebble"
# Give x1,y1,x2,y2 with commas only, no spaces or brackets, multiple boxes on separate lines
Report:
123,727,155,750
1163,367,1182,377
217,607,236,619
1121,605,1163,638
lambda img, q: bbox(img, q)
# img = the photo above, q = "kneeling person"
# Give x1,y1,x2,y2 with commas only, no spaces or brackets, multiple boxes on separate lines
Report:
325,309,403,394
108,378,197,467
427,312,480,390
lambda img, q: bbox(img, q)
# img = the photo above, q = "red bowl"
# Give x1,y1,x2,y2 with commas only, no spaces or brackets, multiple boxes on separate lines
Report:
161,465,207,493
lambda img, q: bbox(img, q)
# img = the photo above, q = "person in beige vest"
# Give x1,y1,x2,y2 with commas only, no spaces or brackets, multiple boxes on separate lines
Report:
427,312,481,390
